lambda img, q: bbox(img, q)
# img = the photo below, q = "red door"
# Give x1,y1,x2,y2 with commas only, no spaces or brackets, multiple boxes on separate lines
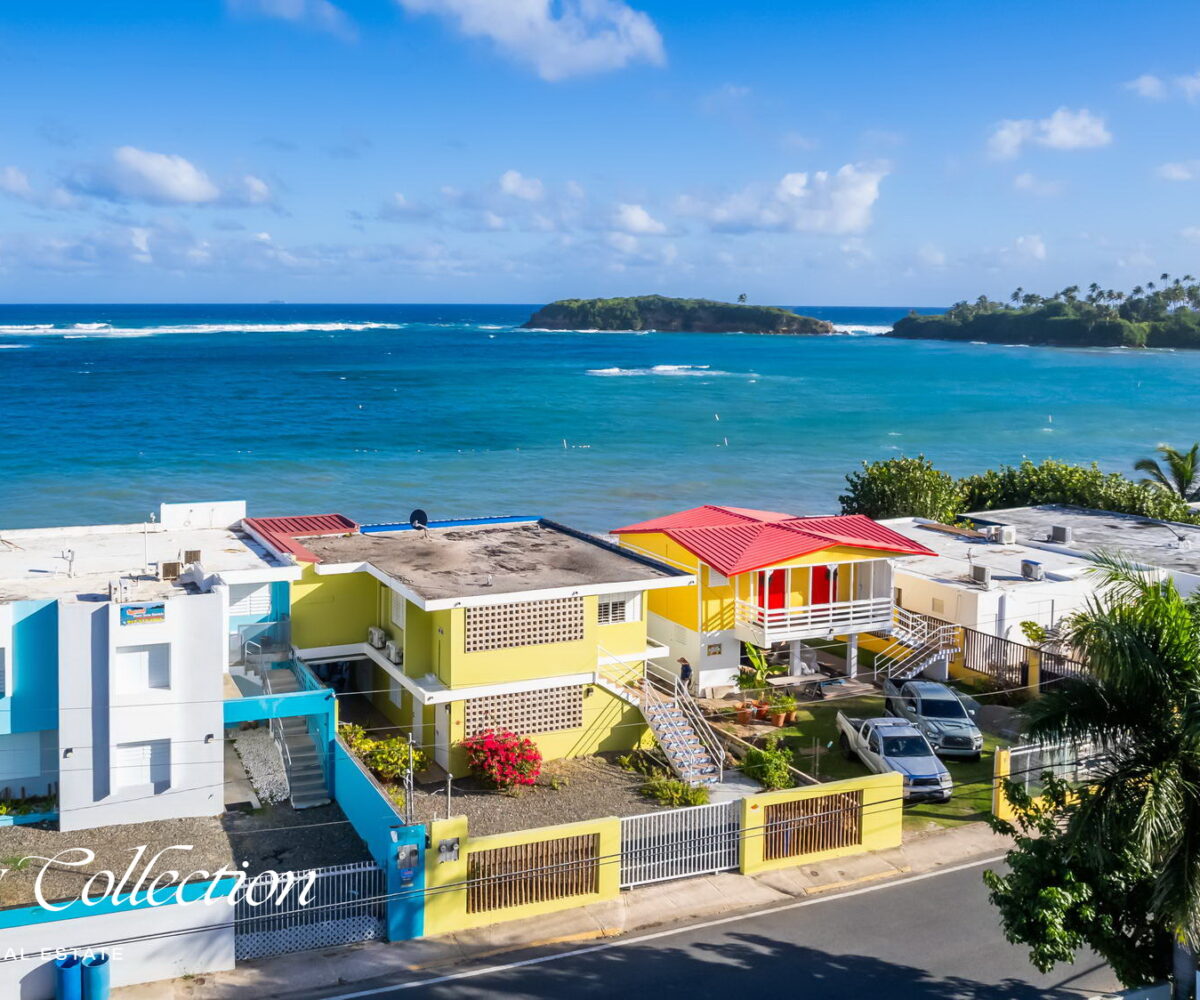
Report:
758,570,787,610
811,565,837,605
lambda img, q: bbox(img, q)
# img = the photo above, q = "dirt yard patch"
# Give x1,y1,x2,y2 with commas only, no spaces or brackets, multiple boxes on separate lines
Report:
407,753,678,836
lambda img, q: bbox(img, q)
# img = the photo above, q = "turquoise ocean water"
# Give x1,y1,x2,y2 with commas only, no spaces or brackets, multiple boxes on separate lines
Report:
1,303,1196,532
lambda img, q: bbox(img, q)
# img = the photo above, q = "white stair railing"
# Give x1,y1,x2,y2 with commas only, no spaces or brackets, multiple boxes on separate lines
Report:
883,624,960,680
645,662,724,785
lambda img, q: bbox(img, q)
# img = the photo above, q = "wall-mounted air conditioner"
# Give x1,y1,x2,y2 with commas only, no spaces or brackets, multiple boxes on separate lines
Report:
1021,559,1045,581
970,564,992,588
367,626,386,648
384,640,403,665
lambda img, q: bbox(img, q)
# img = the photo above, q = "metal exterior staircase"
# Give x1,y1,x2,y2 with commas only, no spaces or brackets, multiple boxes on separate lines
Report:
262,666,331,810
595,651,724,788
877,608,961,681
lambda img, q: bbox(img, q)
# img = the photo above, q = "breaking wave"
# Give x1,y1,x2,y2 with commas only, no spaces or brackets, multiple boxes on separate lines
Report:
587,364,741,377
0,321,405,336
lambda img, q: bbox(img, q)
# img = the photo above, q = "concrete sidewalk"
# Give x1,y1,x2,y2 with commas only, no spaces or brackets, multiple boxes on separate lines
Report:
116,823,1010,1000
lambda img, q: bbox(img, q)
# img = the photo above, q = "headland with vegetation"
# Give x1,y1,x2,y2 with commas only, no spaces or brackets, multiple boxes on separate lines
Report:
523,295,833,334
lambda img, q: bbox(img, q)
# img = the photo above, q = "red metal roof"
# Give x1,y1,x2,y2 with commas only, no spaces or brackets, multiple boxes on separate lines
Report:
243,514,359,563
612,505,936,576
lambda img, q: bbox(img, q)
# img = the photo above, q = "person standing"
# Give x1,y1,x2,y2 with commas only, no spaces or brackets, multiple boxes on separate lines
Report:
677,657,693,692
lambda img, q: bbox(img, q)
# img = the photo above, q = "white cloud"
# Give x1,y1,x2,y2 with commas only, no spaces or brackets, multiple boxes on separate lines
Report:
917,244,946,268
677,163,888,235
226,0,357,41
987,108,1111,159
698,83,750,115
67,147,272,207
0,166,34,200
1158,160,1200,181
498,169,544,201
395,0,665,81
1125,73,1167,99
1013,171,1063,196
612,202,665,234
1181,226,1200,243
1177,71,1200,101
1014,234,1047,261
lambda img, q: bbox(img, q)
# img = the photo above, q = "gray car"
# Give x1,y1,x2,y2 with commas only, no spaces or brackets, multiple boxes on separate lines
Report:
882,679,984,761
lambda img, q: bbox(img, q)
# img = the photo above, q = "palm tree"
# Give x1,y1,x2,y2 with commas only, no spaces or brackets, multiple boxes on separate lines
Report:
1025,558,1200,997
1135,443,1200,500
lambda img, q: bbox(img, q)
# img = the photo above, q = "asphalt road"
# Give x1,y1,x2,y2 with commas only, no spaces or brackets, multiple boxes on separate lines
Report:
302,858,1122,1000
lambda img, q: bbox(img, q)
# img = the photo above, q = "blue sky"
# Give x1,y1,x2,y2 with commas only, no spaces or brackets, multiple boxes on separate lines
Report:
0,0,1196,303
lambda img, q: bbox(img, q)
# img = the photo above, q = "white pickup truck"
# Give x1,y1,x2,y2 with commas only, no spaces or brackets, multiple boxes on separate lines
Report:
836,712,953,802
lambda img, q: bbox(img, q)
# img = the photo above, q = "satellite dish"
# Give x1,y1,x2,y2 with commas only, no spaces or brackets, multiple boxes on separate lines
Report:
409,508,429,531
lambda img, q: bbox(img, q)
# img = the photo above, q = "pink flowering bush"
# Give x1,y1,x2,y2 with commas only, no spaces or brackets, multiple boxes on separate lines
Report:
461,730,542,788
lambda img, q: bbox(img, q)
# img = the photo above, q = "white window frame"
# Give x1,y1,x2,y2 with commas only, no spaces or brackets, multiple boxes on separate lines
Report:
115,643,172,692
598,591,642,626
390,589,407,630
229,583,272,617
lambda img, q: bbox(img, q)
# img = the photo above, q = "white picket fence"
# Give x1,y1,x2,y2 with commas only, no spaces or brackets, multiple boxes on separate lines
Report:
234,860,386,960
619,800,741,888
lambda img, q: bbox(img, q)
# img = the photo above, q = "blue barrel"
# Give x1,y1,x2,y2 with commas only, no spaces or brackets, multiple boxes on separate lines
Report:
54,953,82,1000
81,953,110,1000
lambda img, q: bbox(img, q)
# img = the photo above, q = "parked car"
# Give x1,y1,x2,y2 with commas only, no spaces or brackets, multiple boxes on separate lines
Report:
835,712,953,802
882,679,984,761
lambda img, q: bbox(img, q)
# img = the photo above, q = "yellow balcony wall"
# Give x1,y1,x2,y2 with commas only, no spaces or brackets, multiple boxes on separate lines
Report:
291,563,380,649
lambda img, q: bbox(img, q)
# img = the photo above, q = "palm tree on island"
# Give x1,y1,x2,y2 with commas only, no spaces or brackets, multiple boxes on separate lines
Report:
1135,443,1200,501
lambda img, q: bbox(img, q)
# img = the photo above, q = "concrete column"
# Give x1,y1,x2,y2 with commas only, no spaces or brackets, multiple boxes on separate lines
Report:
846,633,859,679
789,640,804,672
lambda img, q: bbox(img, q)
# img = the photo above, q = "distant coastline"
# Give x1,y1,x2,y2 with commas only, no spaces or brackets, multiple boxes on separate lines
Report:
523,295,834,335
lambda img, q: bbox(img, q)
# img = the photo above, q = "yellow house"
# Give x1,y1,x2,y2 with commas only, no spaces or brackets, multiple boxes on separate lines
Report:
612,505,937,692
243,514,697,777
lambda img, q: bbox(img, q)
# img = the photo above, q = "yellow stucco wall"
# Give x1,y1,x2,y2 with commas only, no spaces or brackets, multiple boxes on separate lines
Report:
423,815,621,936
739,771,904,875
290,564,380,649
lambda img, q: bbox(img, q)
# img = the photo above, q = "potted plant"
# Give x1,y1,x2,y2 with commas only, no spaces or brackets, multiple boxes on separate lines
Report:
775,693,798,725
768,693,789,728
736,702,753,725
755,699,771,720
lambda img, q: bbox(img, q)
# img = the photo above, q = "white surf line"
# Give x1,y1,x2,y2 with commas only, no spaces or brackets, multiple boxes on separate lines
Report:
324,854,1009,998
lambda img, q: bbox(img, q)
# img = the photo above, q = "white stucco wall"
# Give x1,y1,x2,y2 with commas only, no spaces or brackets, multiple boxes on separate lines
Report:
0,901,234,1000
57,592,225,831
645,611,739,694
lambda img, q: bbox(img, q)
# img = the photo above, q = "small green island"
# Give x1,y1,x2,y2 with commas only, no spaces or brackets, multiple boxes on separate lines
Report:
523,295,833,334
891,275,1200,348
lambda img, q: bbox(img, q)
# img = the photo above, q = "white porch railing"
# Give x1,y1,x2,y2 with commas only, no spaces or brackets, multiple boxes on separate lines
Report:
735,596,894,645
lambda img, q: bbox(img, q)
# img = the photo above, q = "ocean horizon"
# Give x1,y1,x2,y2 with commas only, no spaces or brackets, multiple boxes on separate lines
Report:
2,302,1196,533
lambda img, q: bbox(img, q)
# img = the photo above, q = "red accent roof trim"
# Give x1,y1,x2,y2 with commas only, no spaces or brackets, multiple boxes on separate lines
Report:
612,505,936,575
243,514,359,563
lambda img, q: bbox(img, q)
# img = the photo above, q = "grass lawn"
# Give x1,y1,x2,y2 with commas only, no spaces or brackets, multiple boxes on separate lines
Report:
770,693,1011,832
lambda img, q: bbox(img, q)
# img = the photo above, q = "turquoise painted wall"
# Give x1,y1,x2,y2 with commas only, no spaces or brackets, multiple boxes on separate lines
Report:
1,600,58,736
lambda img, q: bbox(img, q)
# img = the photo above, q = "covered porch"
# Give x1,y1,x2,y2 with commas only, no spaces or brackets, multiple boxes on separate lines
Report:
734,558,894,647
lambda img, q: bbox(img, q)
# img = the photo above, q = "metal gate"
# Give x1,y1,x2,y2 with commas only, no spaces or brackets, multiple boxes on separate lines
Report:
234,861,386,960
619,800,741,888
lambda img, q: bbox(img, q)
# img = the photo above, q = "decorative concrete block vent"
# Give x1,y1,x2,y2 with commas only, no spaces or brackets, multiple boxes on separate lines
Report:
234,725,290,804
464,597,585,653
465,686,584,736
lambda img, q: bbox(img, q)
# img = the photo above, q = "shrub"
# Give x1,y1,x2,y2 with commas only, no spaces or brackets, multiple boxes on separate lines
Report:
461,730,543,788
742,733,795,790
839,455,963,522
640,774,710,807
338,723,427,782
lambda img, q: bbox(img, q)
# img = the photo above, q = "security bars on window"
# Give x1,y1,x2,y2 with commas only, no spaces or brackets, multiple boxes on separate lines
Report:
465,685,585,736
464,597,585,653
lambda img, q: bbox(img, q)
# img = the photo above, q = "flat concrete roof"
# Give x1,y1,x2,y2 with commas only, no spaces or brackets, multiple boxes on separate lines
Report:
967,505,1200,577
301,518,690,603
0,521,287,602
883,516,1099,592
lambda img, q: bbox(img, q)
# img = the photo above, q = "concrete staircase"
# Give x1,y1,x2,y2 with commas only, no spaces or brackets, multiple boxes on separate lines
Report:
262,666,331,810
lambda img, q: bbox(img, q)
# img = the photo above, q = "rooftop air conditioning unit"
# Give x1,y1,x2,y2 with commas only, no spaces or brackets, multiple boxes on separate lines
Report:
160,561,182,582
1021,559,1046,581
970,564,992,587
997,525,1016,544
367,626,386,649
183,549,201,565
384,640,403,665
979,525,1000,541
1050,525,1073,545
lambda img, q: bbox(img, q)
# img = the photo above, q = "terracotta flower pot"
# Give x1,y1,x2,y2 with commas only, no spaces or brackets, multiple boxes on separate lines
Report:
784,710,796,725
770,712,787,727
736,708,753,725
756,703,770,720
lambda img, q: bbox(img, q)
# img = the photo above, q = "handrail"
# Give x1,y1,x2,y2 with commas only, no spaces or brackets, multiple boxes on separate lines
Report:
881,623,960,680
645,661,724,784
